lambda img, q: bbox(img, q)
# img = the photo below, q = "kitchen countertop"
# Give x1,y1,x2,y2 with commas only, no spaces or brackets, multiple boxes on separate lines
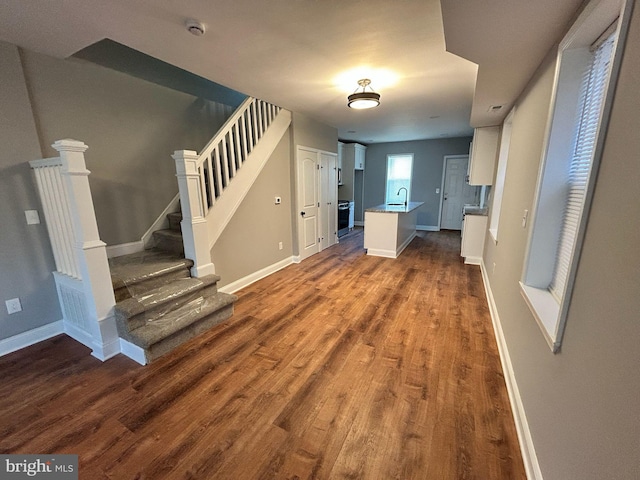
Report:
366,201,424,213
463,205,488,216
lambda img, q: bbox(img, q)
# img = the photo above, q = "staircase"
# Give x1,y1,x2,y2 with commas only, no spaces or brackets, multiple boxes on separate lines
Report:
109,211,236,364
29,97,289,364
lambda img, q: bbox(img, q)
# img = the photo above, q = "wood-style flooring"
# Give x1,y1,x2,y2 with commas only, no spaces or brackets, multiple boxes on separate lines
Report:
0,229,526,479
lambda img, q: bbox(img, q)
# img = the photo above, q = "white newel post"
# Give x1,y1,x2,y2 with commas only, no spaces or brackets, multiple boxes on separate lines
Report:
52,139,120,360
172,150,215,277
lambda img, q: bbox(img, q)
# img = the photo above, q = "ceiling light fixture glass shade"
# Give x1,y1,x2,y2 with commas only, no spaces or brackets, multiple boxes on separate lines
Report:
348,79,380,109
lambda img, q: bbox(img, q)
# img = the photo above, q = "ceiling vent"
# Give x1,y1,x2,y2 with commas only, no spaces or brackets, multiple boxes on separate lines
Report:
488,104,503,113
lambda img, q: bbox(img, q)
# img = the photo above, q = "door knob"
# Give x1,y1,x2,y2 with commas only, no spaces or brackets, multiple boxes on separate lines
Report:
300,211,306,217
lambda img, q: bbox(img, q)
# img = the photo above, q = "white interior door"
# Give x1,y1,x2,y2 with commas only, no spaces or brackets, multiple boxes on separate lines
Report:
297,147,320,261
319,152,337,250
441,155,478,230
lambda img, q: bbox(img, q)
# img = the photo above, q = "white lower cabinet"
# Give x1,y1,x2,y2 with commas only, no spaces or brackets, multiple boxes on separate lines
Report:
461,215,488,265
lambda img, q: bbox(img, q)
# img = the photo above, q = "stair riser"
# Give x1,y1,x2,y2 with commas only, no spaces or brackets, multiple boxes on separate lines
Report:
151,232,184,255
167,213,182,232
117,283,219,332
144,303,234,363
114,268,192,303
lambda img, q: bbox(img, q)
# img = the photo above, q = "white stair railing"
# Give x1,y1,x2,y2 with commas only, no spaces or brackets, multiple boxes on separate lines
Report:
30,140,119,361
173,97,287,277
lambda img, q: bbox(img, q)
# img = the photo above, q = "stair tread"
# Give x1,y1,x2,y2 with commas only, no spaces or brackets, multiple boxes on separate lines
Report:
115,274,221,319
126,291,237,348
109,249,193,289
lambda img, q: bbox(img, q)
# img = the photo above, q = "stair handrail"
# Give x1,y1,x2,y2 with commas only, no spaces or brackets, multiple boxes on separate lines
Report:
194,96,281,216
173,97,283,278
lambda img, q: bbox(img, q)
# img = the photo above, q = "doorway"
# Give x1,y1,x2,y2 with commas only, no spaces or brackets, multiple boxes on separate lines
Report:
439,155,479,230
296,146,338,262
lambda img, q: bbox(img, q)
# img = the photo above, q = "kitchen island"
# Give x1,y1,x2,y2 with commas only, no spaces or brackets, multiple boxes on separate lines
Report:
364,202,424,258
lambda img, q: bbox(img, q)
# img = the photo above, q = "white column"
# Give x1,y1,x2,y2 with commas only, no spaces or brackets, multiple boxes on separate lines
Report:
173,150,216,277
52,139,120,360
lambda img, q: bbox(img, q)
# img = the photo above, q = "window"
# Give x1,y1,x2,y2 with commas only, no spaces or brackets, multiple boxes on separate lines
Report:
489,108,514,243
385,154,413,204
521,0,631,352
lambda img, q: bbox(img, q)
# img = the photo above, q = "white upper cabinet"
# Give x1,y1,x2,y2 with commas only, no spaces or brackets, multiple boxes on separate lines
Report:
354,144,366,170
468,126,499,185
343,143,366,171
340,143,367,200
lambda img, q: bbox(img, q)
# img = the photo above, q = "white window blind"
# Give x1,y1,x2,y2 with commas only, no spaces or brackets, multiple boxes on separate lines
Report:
549,32,616,300
385,154,413,204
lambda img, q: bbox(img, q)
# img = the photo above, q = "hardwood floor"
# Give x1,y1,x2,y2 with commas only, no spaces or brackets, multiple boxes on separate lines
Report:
0,229,526,479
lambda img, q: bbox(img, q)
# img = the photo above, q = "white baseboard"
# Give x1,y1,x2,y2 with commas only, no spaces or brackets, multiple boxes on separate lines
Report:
0,320,64,357
219,256,295,294
119,338,147,365
106,193,181,258
416,225,440,232
464,256,482,265
292,255,301,264
365,247,396,258
480,260,543,480
63,320,96,353
106,241,144,258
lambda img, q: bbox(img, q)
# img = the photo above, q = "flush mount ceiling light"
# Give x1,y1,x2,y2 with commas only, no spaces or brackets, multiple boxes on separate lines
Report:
347,79,380,109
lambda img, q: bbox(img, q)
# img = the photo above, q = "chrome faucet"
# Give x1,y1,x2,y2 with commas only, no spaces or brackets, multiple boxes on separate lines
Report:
397,187,408,206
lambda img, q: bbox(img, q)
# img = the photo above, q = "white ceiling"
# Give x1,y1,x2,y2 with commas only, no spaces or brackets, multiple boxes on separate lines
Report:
0,0,583,144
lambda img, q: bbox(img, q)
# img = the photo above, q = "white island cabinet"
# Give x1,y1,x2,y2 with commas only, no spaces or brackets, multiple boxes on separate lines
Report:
364,202,423,258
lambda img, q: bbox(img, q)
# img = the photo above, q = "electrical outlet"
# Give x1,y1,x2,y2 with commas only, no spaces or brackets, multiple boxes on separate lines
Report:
278,241,283,250
6,298,22,315
436,188,440,194
522,209,529,228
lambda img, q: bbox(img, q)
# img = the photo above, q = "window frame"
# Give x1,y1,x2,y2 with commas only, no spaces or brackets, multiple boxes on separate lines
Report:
520,0,632,352
384,153,414,205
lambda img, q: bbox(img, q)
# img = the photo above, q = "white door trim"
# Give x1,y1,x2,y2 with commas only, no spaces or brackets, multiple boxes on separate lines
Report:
295,145,338,262
439,154,471,230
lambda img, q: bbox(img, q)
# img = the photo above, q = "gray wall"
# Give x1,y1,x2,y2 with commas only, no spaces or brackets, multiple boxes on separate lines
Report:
483,5,640,479
21,49,234,246
291,112,338,154
0,42,62,339
364,138,472,228
212,129,293,288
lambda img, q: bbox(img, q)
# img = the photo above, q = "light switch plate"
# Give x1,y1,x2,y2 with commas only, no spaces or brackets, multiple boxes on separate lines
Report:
6,298,22,315
275,196,282,205
25,210,40,225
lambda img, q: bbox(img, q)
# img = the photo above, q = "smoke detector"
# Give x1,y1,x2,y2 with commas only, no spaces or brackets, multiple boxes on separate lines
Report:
186,19,206,36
